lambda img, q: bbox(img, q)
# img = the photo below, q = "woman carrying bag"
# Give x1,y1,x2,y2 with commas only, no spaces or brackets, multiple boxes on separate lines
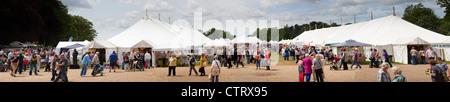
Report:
210,55,221,82
199,54,207,76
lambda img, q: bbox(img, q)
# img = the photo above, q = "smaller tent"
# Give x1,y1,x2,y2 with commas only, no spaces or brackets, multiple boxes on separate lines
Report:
83,40,118,62
331,39,372,47
131,40,155,48
232,36,262,44
61,43,85,49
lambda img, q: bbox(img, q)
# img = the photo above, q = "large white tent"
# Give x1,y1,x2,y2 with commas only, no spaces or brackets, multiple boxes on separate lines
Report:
293,15,449,64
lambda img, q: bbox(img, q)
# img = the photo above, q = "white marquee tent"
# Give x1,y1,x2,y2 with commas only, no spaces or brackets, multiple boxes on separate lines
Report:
293,15,449,64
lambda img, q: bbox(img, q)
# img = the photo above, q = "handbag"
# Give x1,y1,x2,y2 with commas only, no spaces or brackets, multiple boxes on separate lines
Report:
203,61,207,67
208,74,212,81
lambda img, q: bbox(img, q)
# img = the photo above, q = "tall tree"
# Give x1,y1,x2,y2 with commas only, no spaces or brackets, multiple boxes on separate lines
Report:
437,0,450,21
403,3,444,35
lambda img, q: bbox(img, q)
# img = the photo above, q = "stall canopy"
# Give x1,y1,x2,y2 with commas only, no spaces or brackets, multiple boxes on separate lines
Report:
84,40,117,49
61,43,85,49
232,36,262,44
205,39,233,47
331,39,372,47
131,40,155,48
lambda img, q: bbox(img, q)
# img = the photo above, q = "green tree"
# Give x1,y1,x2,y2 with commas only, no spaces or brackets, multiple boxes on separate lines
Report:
403,3,443,35
437,0,450,21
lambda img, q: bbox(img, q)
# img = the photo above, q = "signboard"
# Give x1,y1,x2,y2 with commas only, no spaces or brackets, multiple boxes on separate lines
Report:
432,44,450,48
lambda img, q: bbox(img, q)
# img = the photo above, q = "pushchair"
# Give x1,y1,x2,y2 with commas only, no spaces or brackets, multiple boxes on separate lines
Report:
330,57,339,70
91,64,103,76
132,60,144,71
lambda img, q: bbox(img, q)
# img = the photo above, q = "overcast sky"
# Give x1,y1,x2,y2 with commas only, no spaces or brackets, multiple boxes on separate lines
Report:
61,0,445,40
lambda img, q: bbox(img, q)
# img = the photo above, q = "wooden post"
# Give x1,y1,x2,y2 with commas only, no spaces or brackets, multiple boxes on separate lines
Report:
158,13,160,21
169,17,171,24
371,11,373,20
393,6,396,16
354,15,356,24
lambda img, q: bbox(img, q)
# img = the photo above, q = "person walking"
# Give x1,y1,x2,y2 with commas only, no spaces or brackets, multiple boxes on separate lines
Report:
50,55,59,81
92,52,100,67
426,47,437,61
369,49,375,68
377,62,391,82
199,54,207,76
313,55,324,82
341,48,349,70
255,51,261,70
382,49,392,67
226,55,233,69
145,51,151,69
81,52,92,76
298,56,304,82
188,54,198,76
391,67,407,82
350,48,362,69
419,48,426,64
36,52,41,72
123,52,130,71
410,47,418,65
374,49,380,68
16,52,24,74
210,55,221,82
53,54,68,82
29,54,38,75
302,54,313,82
10,52,18,77
426,60,444,82
437,57,449,82
264,49,271,70
44,52,51,72
246,49,250,64
109,51,118,72
168,54,177,76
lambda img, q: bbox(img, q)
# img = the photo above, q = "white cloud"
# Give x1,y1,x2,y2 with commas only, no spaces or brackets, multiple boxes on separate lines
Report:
259,0,318,9
143,0,174,11
61,0,102,8
118,0,142,5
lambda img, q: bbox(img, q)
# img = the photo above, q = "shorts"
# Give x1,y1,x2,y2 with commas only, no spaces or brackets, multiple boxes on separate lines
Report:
110,62,117,68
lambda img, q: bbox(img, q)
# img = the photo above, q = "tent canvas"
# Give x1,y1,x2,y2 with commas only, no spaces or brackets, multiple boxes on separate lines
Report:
392,37,430,45
331,39,372,47
131,40,155,48
293,15,449,64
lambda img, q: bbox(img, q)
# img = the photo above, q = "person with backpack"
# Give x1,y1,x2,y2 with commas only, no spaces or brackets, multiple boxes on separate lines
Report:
426,60,445,82
210,55,221,82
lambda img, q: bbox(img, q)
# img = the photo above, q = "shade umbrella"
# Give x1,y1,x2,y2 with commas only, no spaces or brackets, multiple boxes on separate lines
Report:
331,39,372,47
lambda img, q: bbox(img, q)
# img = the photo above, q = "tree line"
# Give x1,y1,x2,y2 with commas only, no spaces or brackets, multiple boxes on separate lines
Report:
203,0,450,41
0,0,97,47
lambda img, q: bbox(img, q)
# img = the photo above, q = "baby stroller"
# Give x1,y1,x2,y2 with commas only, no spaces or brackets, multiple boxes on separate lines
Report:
91,64,103,76
330,57,339,70
132,60,144,71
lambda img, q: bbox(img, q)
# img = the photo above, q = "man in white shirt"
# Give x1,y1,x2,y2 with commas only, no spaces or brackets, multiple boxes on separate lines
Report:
426,47,437,60
145,51,151,69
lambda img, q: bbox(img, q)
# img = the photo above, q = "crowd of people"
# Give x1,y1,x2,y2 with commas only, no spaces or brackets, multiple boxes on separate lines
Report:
1,44,449,82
